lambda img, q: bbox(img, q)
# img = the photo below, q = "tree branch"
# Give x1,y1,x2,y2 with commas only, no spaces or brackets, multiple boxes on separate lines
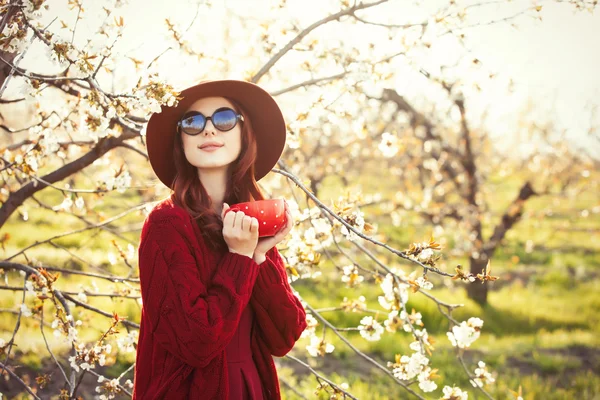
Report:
0,130,140,229
484,181,537,254
251,0,388,83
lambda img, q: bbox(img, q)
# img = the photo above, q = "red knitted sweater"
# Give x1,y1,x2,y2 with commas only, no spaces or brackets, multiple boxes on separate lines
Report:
132,196,308,399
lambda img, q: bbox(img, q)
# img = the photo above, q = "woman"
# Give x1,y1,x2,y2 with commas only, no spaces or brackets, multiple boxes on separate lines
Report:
132,80,308,399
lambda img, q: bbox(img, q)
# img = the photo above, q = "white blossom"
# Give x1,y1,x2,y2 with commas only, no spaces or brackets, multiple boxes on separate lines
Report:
470,361,495,387
384,310,403,333
67,326,79,344
75,196,85,210
415,276,433,290
419,248,434,260
105,170,131,193
379,132,400,158
400,310,423,332
107,252,117,265
127,243,135,259
378,272,409,311
300,314,318,339
390,352,430,381
358,316,384,341
20,303,32,317
59,196,73,211
447,318,484,349
409,328,432,353
25,280,35,295
117,330,138,353
2,23,28,52
417,368,437,392
441,385,468,399
306,335,334,357
341,264,364,287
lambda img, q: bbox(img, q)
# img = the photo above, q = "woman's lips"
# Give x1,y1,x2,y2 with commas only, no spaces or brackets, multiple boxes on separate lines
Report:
200,145,223,152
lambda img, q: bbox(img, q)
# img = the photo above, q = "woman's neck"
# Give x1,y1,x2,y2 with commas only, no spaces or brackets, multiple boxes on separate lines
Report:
197,168,228,214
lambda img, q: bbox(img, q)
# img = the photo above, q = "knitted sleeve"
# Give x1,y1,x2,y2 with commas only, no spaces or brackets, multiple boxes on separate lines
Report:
250,246,308,357
138,216,260,369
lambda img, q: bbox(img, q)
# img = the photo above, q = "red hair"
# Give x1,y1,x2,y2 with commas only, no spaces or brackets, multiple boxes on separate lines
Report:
171,98,266,253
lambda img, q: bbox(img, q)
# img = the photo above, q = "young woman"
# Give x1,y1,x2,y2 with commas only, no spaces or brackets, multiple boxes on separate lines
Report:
132,80,308,399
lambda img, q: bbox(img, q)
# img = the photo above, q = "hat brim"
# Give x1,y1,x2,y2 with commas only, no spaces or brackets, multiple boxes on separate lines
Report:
145,80,286,189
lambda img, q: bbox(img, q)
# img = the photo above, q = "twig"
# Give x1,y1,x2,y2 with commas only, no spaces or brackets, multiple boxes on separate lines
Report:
40,306,71,388
457,350,494,400
302,302,426,399
5,203,147,261
251,0,389,83
86,368,133,398
273,164,454,277
0,285,140,300
285,354,358,399
62,293,140,329
0,361,42,400
0,276,27,377
270,72,348,96
279,375,308,399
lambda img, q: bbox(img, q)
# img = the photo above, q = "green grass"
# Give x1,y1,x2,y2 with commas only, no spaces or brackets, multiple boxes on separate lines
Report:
1,166,599,399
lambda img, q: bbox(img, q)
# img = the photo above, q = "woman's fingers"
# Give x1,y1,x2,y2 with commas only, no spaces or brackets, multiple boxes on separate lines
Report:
242,215,252,231
250,217,259,233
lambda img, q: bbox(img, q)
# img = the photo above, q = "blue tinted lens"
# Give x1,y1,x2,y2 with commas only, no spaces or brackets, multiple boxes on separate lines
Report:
212,109,237,131
181,114,206,134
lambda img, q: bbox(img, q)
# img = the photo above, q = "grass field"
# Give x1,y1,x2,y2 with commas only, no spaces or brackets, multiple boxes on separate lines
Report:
1,164,598,399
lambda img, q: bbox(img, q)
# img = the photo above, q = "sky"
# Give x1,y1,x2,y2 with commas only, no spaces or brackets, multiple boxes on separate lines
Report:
9,0,600,158
457,0,599,156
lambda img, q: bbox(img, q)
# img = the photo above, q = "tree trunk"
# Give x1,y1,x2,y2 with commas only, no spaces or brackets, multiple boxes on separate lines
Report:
466,255,489,305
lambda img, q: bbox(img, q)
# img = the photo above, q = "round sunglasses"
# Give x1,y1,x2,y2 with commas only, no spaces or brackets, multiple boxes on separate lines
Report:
177,107,244,135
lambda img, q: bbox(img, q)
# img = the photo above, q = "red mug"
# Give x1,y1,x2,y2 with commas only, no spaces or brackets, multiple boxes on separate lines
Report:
224,199,287,237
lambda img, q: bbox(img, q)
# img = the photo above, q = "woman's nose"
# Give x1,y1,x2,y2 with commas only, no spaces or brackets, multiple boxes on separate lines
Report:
203,120,217,135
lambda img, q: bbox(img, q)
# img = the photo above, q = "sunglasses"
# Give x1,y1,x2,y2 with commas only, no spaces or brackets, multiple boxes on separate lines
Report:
177,107,244,135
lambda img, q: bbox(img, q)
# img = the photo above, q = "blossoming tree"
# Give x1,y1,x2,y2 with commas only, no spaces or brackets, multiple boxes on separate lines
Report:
0,0,595,399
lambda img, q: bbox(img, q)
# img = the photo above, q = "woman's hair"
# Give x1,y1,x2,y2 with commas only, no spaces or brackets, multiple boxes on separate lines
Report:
171,98,266,253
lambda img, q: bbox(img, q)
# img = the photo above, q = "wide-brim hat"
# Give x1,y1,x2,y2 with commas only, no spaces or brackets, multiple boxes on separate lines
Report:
145,79,286,189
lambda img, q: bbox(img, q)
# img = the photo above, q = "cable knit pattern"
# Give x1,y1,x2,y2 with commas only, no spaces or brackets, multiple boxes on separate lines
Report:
132,196,308,400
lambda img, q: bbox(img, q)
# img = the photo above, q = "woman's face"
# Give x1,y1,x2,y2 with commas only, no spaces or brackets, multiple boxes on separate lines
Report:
180,96,243,174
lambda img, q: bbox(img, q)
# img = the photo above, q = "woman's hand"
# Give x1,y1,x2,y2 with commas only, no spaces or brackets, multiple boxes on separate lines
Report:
222,203,260,258
253,200,293,263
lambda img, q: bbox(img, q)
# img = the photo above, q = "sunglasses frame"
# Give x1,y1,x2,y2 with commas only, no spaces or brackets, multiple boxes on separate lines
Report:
177,107,244,136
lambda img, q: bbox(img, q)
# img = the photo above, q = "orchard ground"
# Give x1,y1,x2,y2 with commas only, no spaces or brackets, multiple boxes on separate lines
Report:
1,162,598,399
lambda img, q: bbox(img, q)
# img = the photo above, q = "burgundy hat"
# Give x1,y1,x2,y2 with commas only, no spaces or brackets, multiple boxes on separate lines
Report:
145,79,286,189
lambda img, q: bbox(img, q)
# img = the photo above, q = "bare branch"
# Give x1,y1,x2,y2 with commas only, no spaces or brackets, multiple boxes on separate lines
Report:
0,361,42,400
275,162,454,277
251,0,388,83
4,202,147,261
270,72,348,96
40,306,71,387
285,354,359,399
0,130,141,228
62,293,140,329
484,181,537,254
